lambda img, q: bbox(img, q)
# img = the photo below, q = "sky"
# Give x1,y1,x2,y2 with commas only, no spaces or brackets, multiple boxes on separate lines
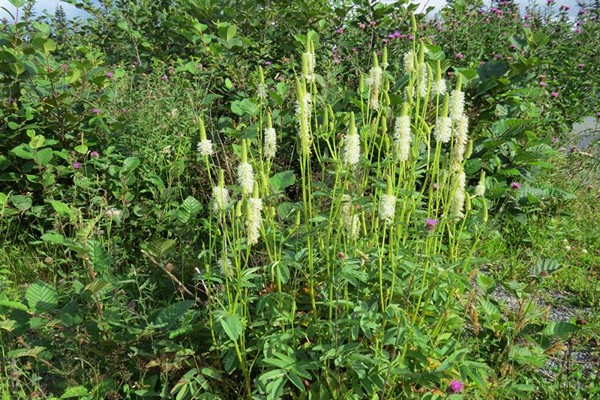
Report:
0,0,586,21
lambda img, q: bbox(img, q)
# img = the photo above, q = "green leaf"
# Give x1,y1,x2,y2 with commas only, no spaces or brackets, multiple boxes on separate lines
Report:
41,232,66,244
86,240,112,273
155,300,194,326
74,144,88,155
0,299,28,312
26,280,58,314
226,24,237,41
220,313,243,341
144,238,177,259
8,346,46,358
11,195,32,211
177,196,202,223
9,0,26,8
29,134,45,149
60,386,89,398
231,99,259,117
544,321,578,337
121,157,140,173
11,144,34,160
35,148,53,166
270,170,296,192
48,200,73,217
531,258,562,277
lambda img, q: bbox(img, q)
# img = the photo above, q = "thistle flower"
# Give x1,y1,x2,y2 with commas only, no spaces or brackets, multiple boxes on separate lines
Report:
511,181,521,190
450,89,465,118
433,116,452,143
394,114,412,162
449,171,466,219
212,186,230,213
246,197,263,245
425,218,439,231
379,194,396,225
197,139,214,156
448,379,464,394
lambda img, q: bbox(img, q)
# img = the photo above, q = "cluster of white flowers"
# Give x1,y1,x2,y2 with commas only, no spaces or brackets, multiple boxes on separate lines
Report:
211,186,230,213
303,51,315,83
341,195,360,239
451,115,469,171
342,126,360,167
450,89,465,118
403,50,416,73
246,197,263,245
237,162,254,195
449,171,466,219
264,127,277,159
217,257,234,278
418,63,429,98
379,194,396,225
296,91,312,156
197,139,214,157
433,116,452,143
366,66,383,110
475,172,486,197
104,207,122,219
434,79,447,96
394,115,412,162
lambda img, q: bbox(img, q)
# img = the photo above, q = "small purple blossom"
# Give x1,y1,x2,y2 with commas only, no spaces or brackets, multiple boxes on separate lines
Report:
106,71,114,78
524,14,530,20
358,22,366,29
336,27,344,34
264,60,272,66
551,137,558,143
449,379,464,393
90,151,100,158
60,64,68,72
539,81,547,87
369,20,377,27
72,162,81,170
425,218,439,231
597,112,600,118
161,74,168,81
392,30,401,38
511,182,521,190
551,91,559,98
408,34,414,40
578,63,585,69
455,52,464,60
91,108,100,115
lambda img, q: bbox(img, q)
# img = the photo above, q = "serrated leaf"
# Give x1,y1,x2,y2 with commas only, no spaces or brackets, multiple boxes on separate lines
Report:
11,195,32,211
177,196,202,223
86,240,112,273
155,300,194,326
35,148,53,166
26,280,58,314
220,313,243,341
531,258,562,276
0,300,28,311
121,157,140,173
11,144,34,160
145,238,177,258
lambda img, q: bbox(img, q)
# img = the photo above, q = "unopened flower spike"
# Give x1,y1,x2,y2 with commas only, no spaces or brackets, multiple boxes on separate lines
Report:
264,113,277,159
382,46,389,70
197,116,214,156
212,169,230,213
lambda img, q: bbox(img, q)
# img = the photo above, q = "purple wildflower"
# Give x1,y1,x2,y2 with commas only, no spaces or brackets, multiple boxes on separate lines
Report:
551,92,559,98
264,60,272,66
425,218,439,231
449,379,464,393
336,27,344,34
91,108,100,115
90,151,100,158
106,71,114,78
455,53,464,60
72,162,81,170
511,182,521,189
578,63,585,69
358,22,366,29
161,74,168,81
539,81,547,87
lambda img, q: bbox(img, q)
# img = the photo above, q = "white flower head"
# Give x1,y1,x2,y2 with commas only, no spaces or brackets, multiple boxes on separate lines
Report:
197,139,214,157
237,162,254,195
434,79,447,96
217,257,234,278
450,115,469,171
450,89,465,118
393,115,412,162
403,50,416,73
418,63,429,98
367,66,383,110
246,197,263,245
104,207,122,219
264,127,277,159
379,194,396,225
434,117,452,143
475,172,486,197
341,195,360,239
450,171,466,219
212,186,230,213
343,129,361,167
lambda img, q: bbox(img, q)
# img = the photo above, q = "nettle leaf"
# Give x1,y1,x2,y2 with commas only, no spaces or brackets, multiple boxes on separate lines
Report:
177,196,202,223
155,300,194,326
144,238,177,258
86,240,112,273
26,280,58,313
270,170,296,192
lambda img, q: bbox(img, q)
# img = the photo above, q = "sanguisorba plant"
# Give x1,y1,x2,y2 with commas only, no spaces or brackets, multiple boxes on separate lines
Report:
194,16,490,399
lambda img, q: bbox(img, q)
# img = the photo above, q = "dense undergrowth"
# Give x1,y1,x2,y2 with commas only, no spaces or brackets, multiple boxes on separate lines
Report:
1,0,599,399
